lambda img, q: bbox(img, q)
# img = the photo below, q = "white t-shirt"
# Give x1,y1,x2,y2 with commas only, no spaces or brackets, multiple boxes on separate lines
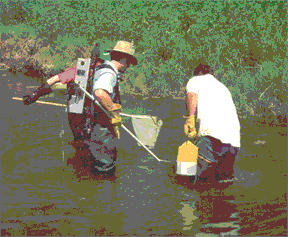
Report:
186,74,240,147
93,61,119,100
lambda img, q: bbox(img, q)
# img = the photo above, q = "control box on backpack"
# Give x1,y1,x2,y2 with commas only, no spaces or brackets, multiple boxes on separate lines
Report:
68,58,91,114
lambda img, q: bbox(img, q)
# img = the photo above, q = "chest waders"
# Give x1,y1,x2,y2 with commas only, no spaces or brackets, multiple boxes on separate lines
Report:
65,58,120,173
83,62,121,173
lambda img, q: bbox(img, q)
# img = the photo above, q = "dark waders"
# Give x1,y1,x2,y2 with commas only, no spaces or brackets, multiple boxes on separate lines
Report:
67,85,118,175
191,136,239,184
84,109,118,173
68,108,118,175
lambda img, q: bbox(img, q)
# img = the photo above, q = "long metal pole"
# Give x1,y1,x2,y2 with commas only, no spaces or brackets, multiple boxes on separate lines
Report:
74,81,170,163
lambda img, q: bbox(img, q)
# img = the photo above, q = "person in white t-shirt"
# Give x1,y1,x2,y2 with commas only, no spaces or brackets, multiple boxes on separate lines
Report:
184,64,240,184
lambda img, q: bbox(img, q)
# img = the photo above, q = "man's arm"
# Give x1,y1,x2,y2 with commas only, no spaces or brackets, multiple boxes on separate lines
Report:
183,92,198,139
47,67,77,86
94,88,122,139
186,92,198,116
93,70,119,111
94,89,115,111
47,75,61,86
22,67,76,105
46,65,77,86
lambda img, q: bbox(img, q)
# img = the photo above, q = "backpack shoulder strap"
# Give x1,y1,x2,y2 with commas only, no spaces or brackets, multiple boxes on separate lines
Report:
96,64,117,74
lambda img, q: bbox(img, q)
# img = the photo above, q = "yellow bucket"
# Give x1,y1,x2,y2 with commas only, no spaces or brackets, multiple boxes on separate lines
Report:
176,140,198,176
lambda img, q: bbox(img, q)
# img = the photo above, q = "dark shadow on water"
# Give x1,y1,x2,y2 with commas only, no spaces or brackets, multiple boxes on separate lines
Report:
66,147,117,182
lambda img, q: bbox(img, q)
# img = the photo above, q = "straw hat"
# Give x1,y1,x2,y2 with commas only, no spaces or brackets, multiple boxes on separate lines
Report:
106,41,138,65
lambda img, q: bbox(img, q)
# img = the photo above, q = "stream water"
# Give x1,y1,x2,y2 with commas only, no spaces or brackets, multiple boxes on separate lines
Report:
1,73,287,236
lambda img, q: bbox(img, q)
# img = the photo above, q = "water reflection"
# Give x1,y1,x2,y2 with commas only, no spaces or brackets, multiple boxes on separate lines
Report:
179,199,199,231
197,190,239,235
176,182,240,236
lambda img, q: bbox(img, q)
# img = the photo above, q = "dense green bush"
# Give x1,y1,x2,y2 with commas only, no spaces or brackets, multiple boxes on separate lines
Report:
0,0,287,125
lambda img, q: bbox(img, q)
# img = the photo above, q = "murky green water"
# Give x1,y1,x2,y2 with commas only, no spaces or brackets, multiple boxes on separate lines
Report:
1,74,287,236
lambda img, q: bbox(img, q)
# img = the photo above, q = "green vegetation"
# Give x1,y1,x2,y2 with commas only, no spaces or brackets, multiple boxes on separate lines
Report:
0,0,287,126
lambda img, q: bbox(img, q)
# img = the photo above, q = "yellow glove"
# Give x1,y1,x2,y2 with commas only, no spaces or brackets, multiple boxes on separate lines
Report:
183,115,197,139
109,104,122,139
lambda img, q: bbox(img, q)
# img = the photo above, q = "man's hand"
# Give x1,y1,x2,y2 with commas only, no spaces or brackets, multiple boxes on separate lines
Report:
109,104,122,139
183,115,197,139
23,93,39,105
23,82,53,105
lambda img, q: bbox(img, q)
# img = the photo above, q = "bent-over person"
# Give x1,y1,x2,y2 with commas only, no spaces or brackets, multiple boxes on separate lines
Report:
184,64,240,184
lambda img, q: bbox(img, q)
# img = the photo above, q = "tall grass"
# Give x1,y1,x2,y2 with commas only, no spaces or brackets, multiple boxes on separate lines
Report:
0,0,287,125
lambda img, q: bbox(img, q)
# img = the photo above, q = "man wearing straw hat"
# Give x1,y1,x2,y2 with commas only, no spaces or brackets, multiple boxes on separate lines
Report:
82,40,137,173
184,63,240,185
22,40,137,173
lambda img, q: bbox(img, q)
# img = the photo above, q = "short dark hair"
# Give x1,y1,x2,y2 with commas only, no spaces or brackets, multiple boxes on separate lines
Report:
194,64,214,76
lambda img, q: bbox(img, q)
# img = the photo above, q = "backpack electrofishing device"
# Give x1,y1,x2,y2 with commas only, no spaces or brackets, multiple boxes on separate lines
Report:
68,58,91,114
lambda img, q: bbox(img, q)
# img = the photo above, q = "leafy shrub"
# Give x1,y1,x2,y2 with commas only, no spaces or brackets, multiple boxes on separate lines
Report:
0,0,287,125
1,34,36,71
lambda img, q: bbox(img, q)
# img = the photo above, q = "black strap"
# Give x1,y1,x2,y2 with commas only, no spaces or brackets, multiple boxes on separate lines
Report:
114,78,121,104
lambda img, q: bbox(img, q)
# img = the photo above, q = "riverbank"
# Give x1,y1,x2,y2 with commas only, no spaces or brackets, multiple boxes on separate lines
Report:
2,69,287,131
